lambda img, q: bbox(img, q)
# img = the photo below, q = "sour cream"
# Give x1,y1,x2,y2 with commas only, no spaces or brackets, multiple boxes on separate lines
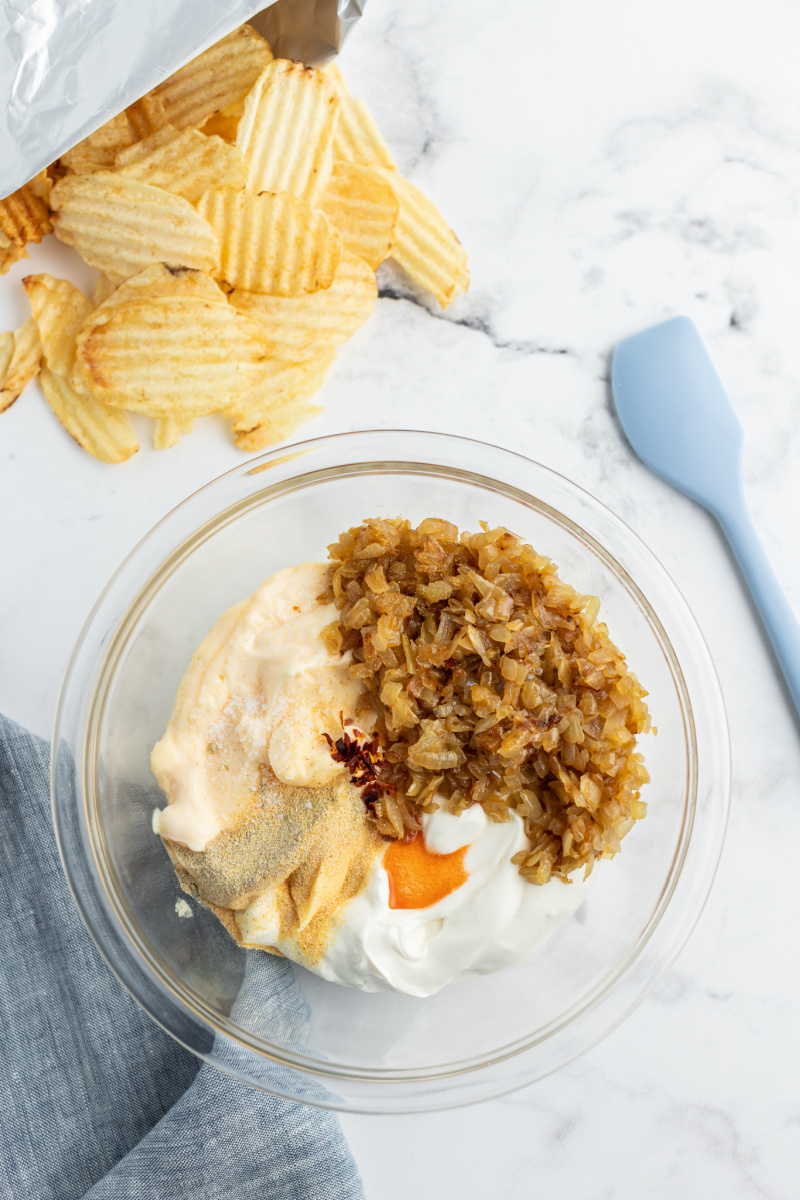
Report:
238,804,593,997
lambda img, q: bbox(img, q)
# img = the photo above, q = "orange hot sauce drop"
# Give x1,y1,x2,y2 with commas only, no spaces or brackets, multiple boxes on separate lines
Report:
383,831,469,910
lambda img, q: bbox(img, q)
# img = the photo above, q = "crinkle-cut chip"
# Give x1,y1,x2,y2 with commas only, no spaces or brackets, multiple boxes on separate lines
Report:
40,365,138,463
115,126,245,204
235,59,338,202
59,155,111,176
76,296,268,417
23,274,93,379
0,239,27,276
114,125,177,167
0,318,41,412
232,396,323,452
95,263,229,311
152,25,272,131
1,169,56,258
326,64,397,171
0,183,53,248
50,173,219,280
153,414,194,449
0,332,12,381
81,266,228,394
60,111,136,171
27,169,53,203
227,351,334,450
94,274,118,306
320,161,398,270
125,93,168,140
199,100,244,143
378,170,469,309
227,351,334,430
196,187,341,296
229,252,376,360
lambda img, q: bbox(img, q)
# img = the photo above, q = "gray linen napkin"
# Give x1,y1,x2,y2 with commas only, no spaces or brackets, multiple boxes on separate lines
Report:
0,714,365,1200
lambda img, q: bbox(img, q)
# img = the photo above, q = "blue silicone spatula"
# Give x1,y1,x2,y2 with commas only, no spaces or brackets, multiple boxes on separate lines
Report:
611,315,800,720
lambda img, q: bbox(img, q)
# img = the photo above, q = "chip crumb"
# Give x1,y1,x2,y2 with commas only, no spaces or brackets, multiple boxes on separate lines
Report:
175,898,193,919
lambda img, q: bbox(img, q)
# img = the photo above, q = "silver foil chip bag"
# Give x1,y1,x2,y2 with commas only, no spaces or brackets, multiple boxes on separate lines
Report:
0,0,365,198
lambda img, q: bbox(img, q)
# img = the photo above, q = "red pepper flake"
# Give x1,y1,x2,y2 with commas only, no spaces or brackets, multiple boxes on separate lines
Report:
323,725,396,812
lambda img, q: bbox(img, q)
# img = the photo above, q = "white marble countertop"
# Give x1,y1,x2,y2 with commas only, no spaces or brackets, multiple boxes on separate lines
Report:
2,0,799,1195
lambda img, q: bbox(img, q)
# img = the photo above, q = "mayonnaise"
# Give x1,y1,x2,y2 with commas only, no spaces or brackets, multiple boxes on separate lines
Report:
151,562,365,850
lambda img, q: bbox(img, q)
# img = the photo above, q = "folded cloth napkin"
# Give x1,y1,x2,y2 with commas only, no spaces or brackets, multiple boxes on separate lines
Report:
0,714,365,1200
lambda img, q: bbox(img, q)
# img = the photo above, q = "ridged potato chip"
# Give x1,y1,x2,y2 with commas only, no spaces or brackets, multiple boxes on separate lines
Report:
77,296,268,416
22,274,135,408
153,25,272,131
0,238,27,276
199,101,244,143
93,274,119,306
153,414,194,450
0,183,53,250
115,127,245,203
125,93,168,140
27,170,53,203
50,173,219,280
379,170,469,309
320,162,398,269
196,187,341,296
227,351,335,451
326,64,397,171
59,156,111,177
60,111,136,171
114,126,176,168
236,60,339,202
0,331,12,381
40,365,138,463
233,397,323,452
23,274,93,379
95,263,228,311
229,252,376,360
0,317,41,411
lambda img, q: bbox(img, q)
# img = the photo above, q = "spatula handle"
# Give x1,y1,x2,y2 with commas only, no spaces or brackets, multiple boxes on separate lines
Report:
714,487,800,719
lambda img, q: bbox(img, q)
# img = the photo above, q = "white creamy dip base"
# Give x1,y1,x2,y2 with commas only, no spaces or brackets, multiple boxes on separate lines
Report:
238,805,593,997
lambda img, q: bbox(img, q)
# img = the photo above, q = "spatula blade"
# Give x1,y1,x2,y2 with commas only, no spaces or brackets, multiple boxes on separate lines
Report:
611,316,743,514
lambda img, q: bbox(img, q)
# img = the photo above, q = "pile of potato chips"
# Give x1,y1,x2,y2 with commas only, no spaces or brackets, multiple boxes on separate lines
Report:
0,25,469,463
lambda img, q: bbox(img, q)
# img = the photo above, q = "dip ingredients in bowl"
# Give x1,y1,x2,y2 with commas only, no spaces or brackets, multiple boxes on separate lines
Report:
150,518,651,996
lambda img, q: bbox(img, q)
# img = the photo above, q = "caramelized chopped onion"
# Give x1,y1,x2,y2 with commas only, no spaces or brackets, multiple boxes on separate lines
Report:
327,518,651,884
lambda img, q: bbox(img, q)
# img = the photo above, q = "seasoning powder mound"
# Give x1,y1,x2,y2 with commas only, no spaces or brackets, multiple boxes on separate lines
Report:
166,771,340,910
164,770,384,963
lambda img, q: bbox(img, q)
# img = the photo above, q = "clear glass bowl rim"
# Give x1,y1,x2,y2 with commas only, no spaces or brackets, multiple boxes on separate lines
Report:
51,429,730,1113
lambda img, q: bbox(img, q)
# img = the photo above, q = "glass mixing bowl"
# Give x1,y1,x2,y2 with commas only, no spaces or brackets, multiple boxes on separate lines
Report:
52,430,729,1113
